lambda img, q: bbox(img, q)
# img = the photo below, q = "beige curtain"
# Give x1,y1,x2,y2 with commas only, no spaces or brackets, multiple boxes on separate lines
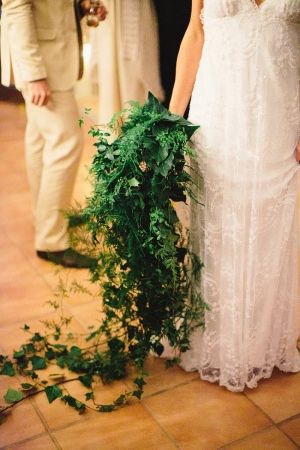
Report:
89,0,164,123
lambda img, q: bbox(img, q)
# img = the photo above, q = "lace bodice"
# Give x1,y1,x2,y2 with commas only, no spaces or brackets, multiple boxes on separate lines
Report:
203,0,300,21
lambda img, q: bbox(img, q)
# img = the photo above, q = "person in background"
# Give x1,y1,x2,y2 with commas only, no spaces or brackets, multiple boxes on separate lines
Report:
89,0,164,124
1,0,107,268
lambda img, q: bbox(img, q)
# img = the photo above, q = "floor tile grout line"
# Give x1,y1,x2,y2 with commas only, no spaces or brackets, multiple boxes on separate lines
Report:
0,317,55,332
28,398,98,437
1,225,99,332
142,381,297,450
141,375,203,400
1,216,79,302
1,378,63,450
2,207,106,334
242,390,279,424
216,424,275,450
142,377,275,450
275,417,300,449
20,258,103,328
29,397,63,450
141,401,183,450
0,208,100,450
2,359,299,449
0,432,49,450
242,392,300,448
29,386,185,439
277,430,300,449
244,389,299,427
32,402,114,435
277,411,300,426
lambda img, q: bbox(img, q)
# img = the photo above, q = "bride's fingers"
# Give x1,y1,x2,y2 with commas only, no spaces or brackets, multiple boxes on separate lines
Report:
96,5,108,21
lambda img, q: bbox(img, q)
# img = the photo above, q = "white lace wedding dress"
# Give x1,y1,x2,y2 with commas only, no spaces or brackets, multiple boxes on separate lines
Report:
183,0,300,391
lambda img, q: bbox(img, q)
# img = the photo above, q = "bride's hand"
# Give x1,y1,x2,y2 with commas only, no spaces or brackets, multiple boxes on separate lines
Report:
295,139,300,163
80,1,108,21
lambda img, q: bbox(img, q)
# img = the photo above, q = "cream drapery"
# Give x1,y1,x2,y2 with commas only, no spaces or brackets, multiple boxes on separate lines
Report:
89,0,164,123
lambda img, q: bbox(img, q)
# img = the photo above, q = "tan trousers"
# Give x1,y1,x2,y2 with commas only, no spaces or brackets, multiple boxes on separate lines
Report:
23,90,83,251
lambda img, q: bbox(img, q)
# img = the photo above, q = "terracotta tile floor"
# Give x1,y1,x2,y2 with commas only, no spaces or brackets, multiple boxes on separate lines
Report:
0,100,300,450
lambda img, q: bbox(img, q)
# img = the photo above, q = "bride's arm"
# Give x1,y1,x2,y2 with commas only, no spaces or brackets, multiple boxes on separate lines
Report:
169,0,204,116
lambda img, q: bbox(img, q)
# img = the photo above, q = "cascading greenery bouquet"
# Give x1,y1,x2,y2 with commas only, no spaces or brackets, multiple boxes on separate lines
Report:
0,93,206,415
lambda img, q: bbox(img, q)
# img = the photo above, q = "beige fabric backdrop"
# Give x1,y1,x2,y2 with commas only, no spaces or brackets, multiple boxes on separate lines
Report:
89,0,164,123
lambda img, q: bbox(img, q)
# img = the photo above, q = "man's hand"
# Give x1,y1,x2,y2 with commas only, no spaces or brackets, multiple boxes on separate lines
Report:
28,79,51,106
295,139,300,164
81,1,108,21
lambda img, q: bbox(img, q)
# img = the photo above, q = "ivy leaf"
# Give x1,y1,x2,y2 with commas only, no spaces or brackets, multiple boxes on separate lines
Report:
70,346,82,357
152,342,164,356
132,390,143,400
31,356,47,370
45,348,56,360
51,344,67,353
78,374,93,388
98,404,116,413
4,387,23,404
30,332,44,343
147,91,168,115
20,383,36,392
22,343,35,354
44,385,63,404
61,395,86,414
156,146,169,164
157,152,174,177
128,178,140,188
13,349,25,359
85,391,94,401
0,362,15,377
133,377,146,390
114,394,126,406
108,337,125,353
56,356,67,368
184,124,200,139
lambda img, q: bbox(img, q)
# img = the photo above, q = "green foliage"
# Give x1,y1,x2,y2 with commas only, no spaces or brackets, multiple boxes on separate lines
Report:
31,355,47,370
78,374,93,388
71,92,205,360
61,395,86,414
45,385,62,403
0,361,15,377
0,94,206,418
4,387,23,404
20,383,36,392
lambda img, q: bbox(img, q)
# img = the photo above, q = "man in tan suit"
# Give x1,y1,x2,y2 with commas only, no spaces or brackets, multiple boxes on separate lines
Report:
1,0,107,267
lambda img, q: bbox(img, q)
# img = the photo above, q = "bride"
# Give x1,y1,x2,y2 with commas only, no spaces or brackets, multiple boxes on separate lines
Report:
169,0,300,391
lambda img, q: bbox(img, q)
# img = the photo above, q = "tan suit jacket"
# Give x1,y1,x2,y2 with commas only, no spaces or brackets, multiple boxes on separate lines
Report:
1,0,83,90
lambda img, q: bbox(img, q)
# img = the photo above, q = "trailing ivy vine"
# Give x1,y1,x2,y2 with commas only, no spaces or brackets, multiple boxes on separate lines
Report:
0,93,206,417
